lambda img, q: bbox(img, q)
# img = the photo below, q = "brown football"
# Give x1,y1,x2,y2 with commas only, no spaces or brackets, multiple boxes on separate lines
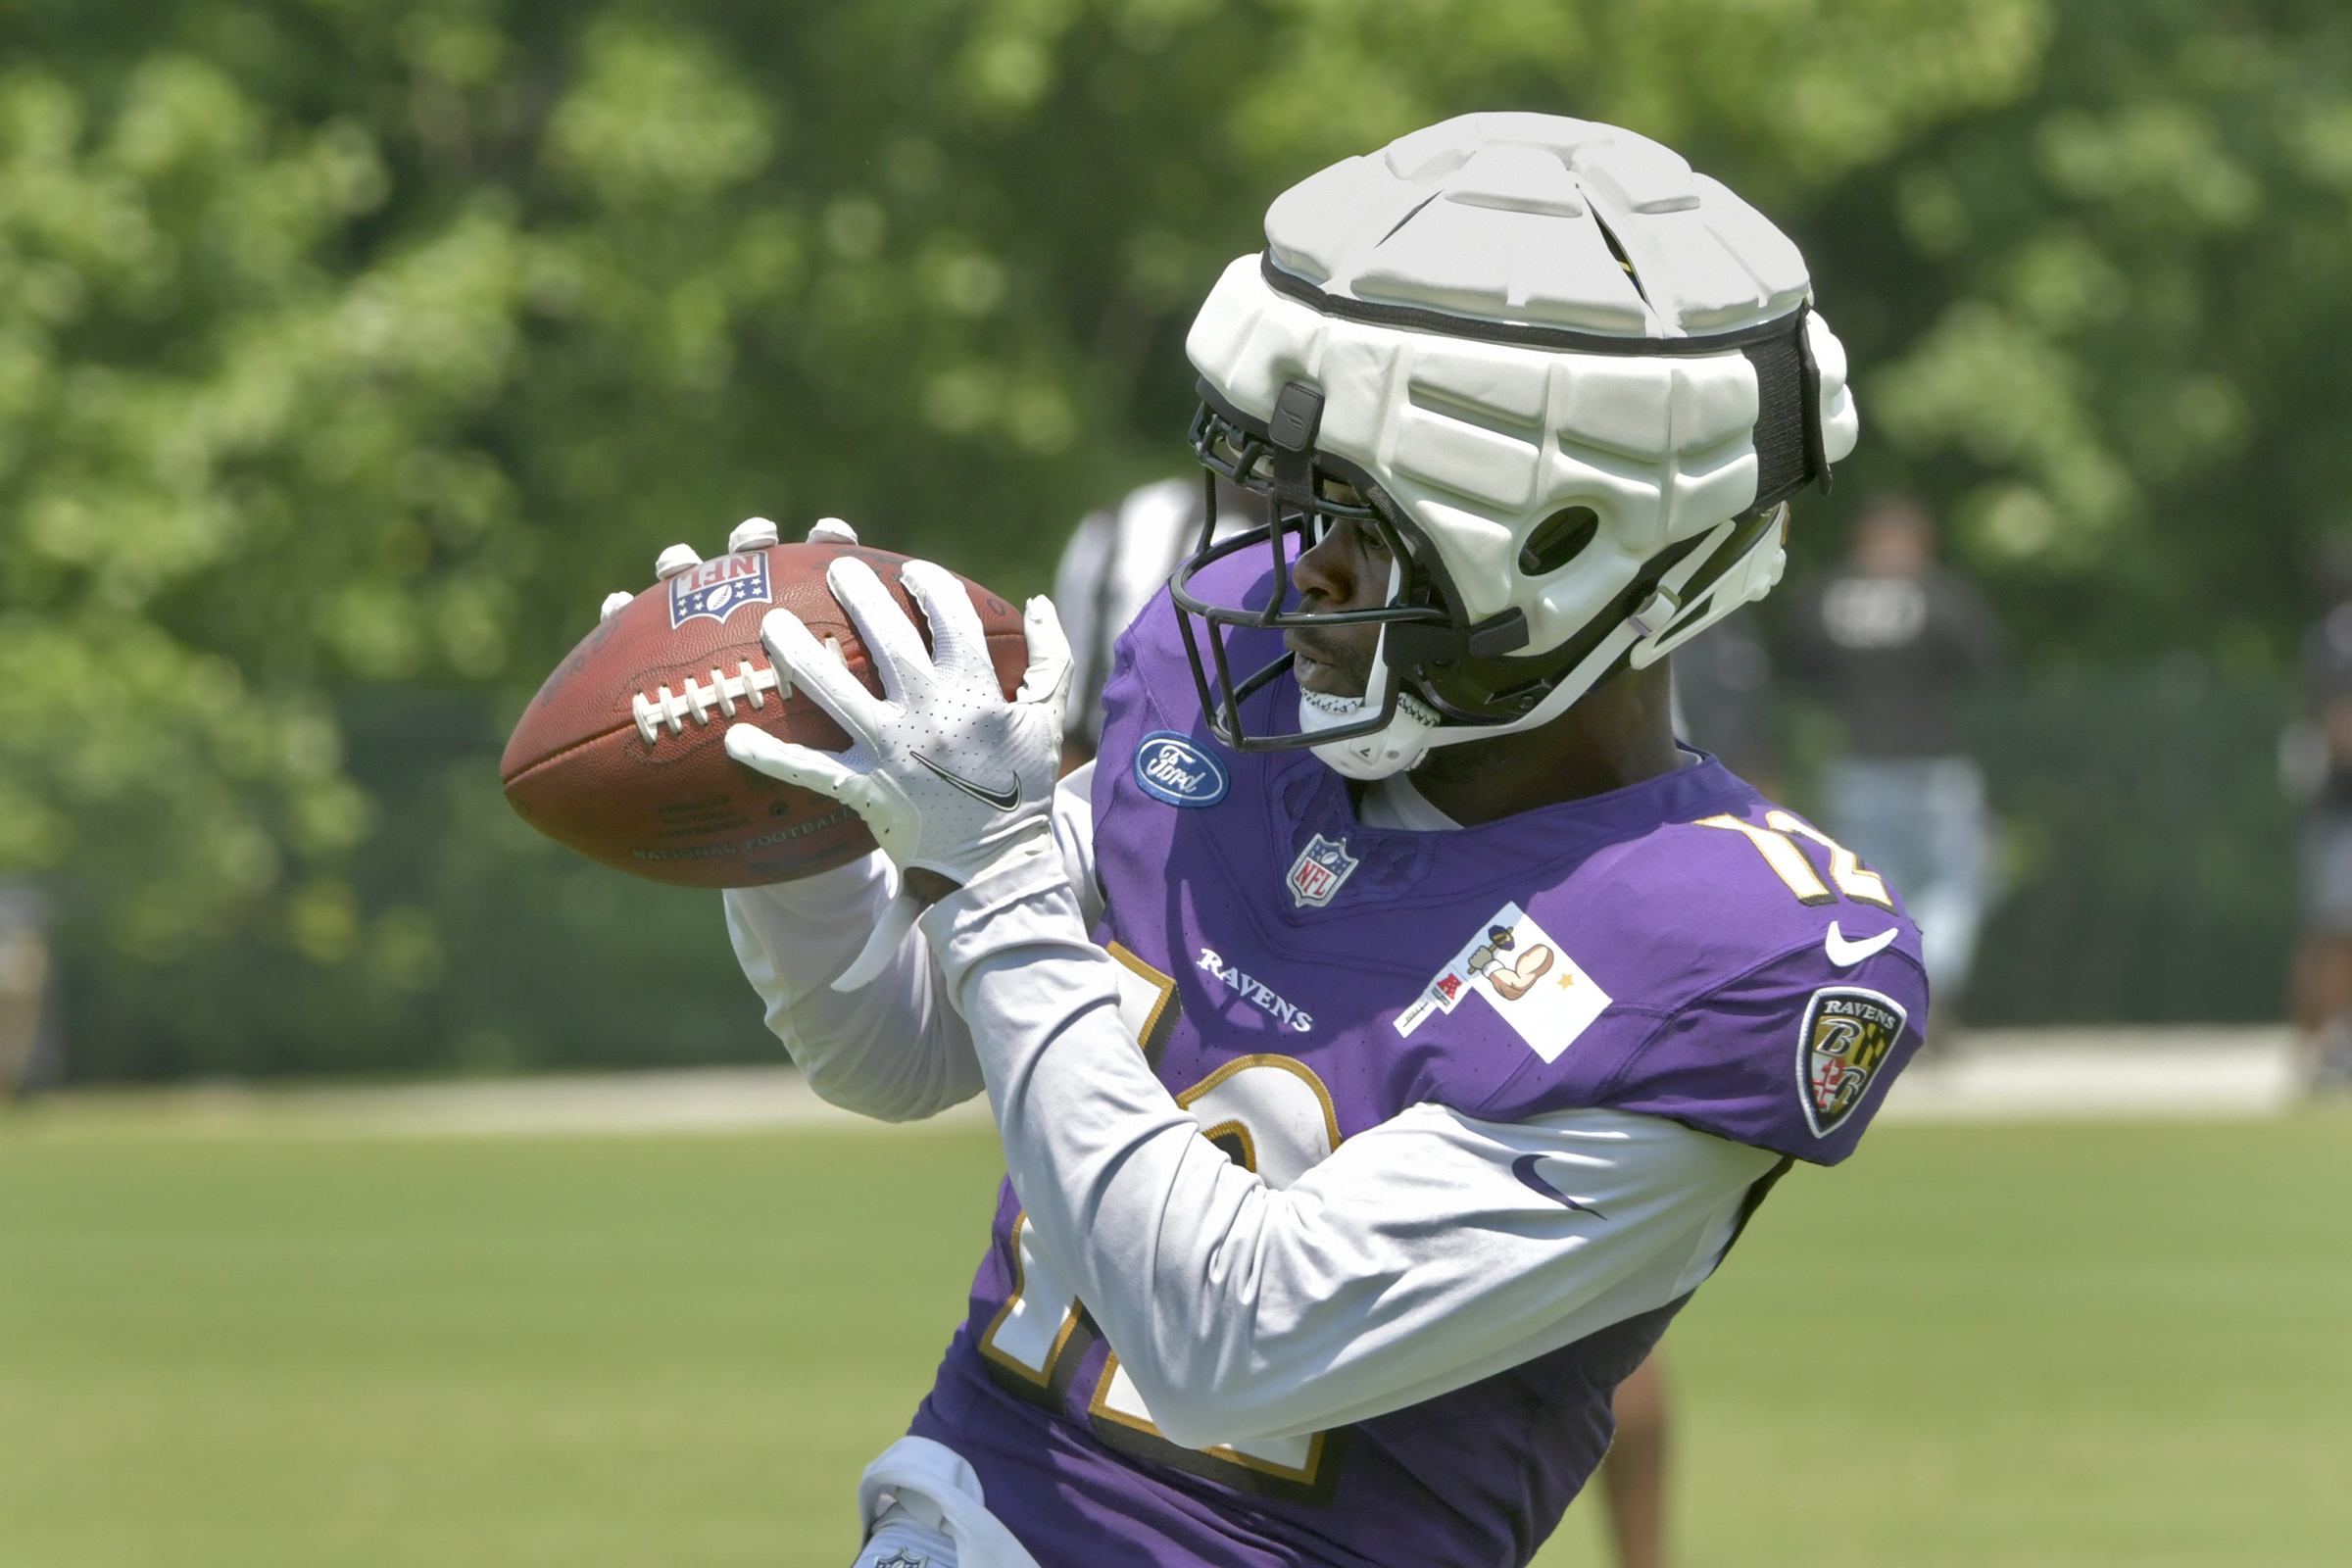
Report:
501,541,1027,888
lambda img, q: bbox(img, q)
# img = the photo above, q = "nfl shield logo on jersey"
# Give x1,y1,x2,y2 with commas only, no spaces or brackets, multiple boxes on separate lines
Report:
1797,986,1906,1137
667,551,772,628
1286,834,1359,908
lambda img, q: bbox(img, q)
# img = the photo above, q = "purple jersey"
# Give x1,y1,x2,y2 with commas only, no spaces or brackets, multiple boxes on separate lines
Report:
907,556,1928,1566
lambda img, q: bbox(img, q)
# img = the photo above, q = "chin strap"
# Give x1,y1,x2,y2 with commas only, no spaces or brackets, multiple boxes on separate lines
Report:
1304,686,1439,780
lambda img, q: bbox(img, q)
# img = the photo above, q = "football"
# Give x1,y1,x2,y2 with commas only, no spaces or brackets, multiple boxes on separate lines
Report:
501,540,1029,888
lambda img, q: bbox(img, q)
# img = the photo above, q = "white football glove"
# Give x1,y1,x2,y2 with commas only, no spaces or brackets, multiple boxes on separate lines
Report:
724,555,1071,989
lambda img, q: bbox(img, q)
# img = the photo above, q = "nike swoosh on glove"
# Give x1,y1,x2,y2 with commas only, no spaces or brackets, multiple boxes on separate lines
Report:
723,556,1072,990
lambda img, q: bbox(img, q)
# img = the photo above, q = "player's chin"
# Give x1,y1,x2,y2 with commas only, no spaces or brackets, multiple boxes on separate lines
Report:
1288,634,1372,699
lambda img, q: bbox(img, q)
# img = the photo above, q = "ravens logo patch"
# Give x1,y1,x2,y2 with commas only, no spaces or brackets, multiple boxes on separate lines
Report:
1797,987,1906,1138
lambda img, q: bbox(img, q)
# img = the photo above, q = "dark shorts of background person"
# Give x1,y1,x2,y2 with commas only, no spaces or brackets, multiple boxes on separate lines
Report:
2300,808,2352,936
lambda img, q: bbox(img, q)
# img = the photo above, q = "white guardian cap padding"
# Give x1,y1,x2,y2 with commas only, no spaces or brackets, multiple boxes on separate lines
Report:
1169,113,1858,778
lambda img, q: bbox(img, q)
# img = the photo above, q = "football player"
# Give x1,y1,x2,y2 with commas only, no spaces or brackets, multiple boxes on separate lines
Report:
686,114,1922,1567
1058,478,1669,1568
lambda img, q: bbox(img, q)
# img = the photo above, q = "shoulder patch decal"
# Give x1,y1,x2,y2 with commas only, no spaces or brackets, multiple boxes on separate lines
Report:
1396,901,1610,1061
1798,985,1906,1138
1132,730,1230,808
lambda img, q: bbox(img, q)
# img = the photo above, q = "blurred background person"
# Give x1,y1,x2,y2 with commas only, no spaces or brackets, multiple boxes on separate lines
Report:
1052,475,1263,768
1575,610,1795,1568
0,879,55,1102
1782,497,2007,1037
1673,611,1781,798
1595,1350,1672,1568
1562,608,1797,1568
1573,608,1802,1568
2287,567,2352,1092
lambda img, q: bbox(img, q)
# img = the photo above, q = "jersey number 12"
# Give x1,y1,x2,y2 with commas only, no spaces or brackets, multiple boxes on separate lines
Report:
978,944,1348,1502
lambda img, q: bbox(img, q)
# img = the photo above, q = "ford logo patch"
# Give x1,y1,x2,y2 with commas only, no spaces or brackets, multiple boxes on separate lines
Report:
1133,731,1229,808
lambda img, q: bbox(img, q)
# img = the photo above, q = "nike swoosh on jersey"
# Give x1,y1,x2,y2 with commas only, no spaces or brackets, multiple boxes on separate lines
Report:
1511,1154,1606,1218
911,751,1021,810
1824,920,1899,967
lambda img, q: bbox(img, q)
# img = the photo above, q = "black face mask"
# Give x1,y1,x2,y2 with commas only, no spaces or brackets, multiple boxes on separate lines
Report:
1170,379,1529,754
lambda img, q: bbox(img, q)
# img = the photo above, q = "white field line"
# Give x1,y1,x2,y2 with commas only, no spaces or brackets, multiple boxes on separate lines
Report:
1880,1026,2300,1121
7,1026,2308,1139
12,1066,993,1139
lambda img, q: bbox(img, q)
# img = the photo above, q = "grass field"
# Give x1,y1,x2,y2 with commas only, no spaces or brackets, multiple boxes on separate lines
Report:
1,1107,2346,1567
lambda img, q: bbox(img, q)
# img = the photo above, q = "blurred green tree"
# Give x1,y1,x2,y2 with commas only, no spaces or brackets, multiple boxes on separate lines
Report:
2,0,2331,1075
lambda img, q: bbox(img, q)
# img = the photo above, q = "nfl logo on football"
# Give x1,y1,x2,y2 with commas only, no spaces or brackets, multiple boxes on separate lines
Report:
1286,834,1359,909
668,552,773,628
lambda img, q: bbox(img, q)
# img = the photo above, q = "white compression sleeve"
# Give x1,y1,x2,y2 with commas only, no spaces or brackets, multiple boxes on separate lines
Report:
723,764,1101,1121
724,852,980,1121
918,852,1780,1450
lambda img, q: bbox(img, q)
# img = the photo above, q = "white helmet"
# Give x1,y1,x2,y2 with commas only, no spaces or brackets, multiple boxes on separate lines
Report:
1169,112,1858,778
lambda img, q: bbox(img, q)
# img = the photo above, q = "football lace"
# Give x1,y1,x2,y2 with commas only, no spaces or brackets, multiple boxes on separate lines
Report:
629,637,846,747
